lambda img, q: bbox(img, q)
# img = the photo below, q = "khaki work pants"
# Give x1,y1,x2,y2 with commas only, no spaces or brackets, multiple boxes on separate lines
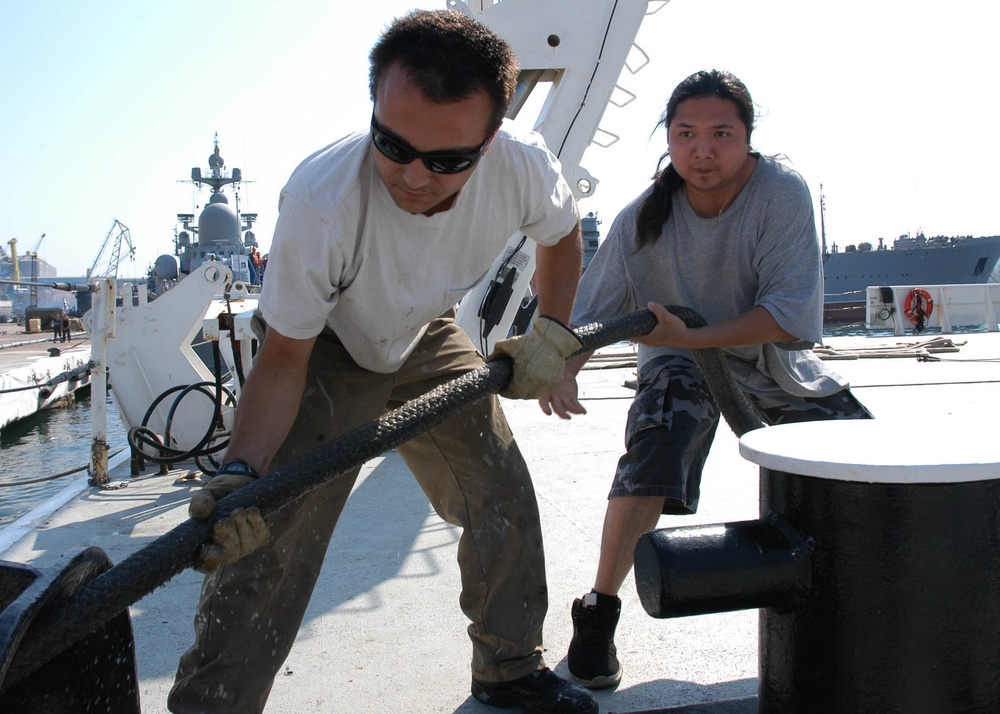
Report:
169,313,548,713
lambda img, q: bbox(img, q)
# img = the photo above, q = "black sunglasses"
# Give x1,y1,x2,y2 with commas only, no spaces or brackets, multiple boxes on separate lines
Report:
370,113,492,175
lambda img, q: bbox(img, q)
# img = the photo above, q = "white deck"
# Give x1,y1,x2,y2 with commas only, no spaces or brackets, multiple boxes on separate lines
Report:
2,332,999,713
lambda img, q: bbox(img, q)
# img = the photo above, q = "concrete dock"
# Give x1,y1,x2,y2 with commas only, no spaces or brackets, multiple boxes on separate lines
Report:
1,331,998,713
0,323,87,370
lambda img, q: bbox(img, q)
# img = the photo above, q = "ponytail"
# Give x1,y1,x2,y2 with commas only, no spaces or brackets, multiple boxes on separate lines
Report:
635,158,683,248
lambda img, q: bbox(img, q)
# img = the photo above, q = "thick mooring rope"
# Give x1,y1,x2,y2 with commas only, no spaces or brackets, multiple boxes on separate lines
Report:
2,307,763,688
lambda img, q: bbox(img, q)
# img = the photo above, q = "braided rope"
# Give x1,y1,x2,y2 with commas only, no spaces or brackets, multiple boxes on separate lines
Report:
2,307,762,688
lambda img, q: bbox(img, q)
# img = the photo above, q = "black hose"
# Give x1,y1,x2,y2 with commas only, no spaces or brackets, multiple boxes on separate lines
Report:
0,362,93,396
125,342,236,467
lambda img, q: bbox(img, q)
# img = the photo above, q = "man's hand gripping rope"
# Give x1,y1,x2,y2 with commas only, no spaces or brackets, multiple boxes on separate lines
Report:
489,315,583,399
190,461,271,573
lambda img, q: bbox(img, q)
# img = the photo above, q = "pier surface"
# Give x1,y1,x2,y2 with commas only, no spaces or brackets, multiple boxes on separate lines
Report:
2,332,998,713
0,324,86,372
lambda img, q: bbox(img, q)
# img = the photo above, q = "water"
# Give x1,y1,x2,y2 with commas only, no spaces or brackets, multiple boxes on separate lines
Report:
823,323,990,339
0,391,128,526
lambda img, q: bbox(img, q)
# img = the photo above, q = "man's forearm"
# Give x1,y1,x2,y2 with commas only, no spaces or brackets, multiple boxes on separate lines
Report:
223,332,316,474
225,366,306,474
534,222,583,322
687,305,794,348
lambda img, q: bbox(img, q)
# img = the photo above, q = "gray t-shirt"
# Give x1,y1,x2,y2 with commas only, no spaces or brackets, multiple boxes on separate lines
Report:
573,157,847,397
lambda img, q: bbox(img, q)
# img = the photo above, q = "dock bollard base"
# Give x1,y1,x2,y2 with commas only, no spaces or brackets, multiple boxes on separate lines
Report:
0,547,140,713
610,696,757,713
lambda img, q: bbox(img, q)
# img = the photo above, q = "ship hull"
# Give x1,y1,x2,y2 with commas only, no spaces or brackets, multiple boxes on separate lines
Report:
823,236,1000,324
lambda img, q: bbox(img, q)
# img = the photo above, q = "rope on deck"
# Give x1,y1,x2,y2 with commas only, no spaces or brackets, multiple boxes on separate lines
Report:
0,307,764,690
814,337,966,360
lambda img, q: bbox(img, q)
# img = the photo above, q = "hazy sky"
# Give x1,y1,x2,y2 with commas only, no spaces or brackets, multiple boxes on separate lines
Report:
1,0,996,279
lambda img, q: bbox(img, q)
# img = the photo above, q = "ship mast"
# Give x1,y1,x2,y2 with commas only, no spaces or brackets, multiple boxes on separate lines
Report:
819,183,828,256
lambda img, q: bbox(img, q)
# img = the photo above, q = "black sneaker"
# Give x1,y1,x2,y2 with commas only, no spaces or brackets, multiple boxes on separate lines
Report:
567,591,622,689
471,666,598,714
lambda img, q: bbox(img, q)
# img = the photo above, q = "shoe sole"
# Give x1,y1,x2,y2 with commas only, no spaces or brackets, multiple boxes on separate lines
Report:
471,681,520,708
472,680,542,710
471,678,598,713
569,668,622,690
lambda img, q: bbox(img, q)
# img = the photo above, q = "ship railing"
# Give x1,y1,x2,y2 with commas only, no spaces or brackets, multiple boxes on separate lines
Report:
866,283,1000,335
824,289,867,299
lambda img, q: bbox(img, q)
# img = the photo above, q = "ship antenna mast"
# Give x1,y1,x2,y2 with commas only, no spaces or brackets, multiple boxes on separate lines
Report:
819,184,828,256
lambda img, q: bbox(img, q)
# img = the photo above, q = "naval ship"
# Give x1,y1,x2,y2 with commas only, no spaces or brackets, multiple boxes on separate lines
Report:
822,234,1000,324
819,185,1000,323
149,135,260,291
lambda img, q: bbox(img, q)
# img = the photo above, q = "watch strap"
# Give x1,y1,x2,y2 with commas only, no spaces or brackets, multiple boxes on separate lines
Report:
216,459,261,480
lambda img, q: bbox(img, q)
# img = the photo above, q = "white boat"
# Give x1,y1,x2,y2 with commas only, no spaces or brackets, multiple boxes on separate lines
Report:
0,336,91,433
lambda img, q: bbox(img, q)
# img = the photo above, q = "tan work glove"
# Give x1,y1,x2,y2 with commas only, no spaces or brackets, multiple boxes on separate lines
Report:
196,507,271,573
190,461,271,573
190,468,258,519
490,316,582,399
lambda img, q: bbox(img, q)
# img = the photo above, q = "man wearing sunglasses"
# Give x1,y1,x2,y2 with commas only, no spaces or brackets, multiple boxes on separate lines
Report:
169,9,594,714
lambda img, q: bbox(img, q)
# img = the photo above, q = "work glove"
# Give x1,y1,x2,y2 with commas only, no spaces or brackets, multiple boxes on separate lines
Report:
490,316,582,399
196,507,271,573
190,462,259,520
190,461,271,573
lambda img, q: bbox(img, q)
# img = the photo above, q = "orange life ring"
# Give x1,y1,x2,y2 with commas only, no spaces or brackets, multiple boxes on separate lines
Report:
903,288,933,324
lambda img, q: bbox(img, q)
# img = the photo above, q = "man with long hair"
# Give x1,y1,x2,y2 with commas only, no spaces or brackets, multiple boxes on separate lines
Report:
542,69,869,690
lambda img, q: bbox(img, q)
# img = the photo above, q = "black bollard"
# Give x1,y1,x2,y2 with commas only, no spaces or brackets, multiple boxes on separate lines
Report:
634,420,1000,714
634,517,810,618
0,548,140,713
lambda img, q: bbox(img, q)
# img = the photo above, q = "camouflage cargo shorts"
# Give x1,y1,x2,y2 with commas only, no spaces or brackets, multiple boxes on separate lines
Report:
611,354,871,514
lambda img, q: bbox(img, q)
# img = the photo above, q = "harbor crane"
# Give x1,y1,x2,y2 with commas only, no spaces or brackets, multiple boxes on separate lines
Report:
2,233,43,287
6,238,21,283
87,219,135,280
28,233,45,254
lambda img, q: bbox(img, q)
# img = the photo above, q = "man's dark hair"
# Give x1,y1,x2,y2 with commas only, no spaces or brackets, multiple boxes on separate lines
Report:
635,70,757,246
369,9,519,130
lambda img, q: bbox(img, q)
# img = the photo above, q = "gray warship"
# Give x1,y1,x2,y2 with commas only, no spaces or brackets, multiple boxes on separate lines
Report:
150,135,260,290
822,233,1000,323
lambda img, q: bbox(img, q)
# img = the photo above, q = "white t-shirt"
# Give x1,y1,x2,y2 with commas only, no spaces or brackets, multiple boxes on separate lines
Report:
260,119,579,372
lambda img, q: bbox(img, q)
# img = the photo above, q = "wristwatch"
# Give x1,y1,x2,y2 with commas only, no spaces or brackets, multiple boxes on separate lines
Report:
217,459,261,480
